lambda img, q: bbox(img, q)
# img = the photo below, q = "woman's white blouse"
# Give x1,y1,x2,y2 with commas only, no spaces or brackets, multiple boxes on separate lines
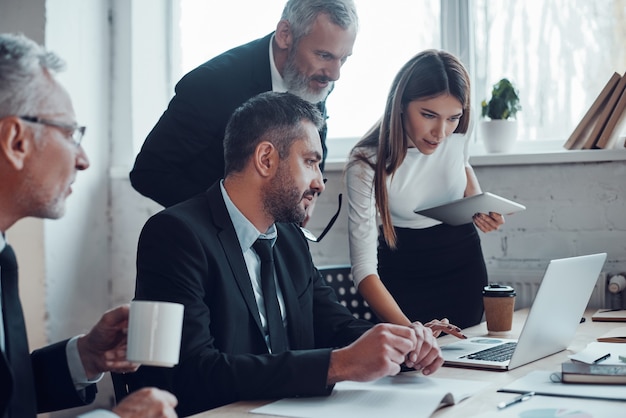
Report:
346,133,471,287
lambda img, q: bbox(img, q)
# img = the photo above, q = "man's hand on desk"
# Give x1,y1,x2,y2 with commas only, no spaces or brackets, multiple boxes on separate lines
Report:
113,387,178,418
405,322,444,373
326,323,443,386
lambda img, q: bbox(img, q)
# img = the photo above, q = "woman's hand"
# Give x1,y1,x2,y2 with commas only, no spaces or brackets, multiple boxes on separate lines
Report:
424,318,466,339
473,212,504,233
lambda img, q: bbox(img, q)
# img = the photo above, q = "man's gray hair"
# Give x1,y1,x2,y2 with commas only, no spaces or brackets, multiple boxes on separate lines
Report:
281,0,358,44
0,33,65,118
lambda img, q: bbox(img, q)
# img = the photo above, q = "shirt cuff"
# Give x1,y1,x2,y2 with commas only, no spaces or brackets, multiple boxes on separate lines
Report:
77,409,120,418
67,335,104,390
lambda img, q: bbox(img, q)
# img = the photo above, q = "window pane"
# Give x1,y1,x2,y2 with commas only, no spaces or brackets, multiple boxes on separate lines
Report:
473,0,626,141
177,0,285,78
325,0,440,139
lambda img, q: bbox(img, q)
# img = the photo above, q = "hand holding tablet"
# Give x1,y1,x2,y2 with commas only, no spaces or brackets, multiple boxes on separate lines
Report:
414,192,526,226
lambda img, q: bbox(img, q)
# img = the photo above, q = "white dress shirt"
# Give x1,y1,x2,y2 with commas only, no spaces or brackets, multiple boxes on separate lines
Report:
346,133,471,287
219,181,287,352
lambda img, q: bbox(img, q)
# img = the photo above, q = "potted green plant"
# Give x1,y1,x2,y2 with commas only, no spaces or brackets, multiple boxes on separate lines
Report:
480,78,522,153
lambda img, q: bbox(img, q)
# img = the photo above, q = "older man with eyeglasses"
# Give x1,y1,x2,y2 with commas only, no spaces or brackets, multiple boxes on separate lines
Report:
0,33,177,418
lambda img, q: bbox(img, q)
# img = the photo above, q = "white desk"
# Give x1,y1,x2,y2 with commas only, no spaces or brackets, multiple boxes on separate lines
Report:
189,309,621,417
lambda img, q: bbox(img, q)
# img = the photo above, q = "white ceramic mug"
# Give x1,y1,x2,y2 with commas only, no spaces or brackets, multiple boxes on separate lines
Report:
127,300,184,367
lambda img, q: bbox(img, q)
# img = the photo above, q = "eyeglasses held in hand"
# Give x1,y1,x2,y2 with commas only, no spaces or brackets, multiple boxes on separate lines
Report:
300,193,342,243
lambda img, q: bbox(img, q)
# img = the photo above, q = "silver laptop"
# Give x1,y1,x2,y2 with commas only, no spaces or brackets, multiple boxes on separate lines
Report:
441,253,607,370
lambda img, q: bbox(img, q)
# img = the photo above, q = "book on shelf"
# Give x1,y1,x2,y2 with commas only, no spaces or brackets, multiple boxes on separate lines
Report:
591,309,626,322
561,361,626,384
595,85,626,149
582,71,626,149
563,72,621,150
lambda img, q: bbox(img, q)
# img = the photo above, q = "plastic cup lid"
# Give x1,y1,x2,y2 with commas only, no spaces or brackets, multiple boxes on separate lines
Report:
482,283,516,296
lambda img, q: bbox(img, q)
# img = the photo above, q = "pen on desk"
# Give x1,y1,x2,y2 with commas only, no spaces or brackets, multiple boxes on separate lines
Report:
593,353,611,363
497,392,535,410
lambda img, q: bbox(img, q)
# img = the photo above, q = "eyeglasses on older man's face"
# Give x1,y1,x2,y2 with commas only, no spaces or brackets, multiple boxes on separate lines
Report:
19,116,86,147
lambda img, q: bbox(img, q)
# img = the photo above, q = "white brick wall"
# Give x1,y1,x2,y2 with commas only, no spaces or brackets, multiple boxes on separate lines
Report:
304,160,626,302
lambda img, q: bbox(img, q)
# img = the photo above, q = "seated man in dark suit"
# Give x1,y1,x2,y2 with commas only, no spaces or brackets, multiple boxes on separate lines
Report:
0,33,177,418
129,0,359,210
131,91,444,416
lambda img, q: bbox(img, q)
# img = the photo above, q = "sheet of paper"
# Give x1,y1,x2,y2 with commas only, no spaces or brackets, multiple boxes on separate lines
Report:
473,394,625,418
499,370,626,401
251,375,489,418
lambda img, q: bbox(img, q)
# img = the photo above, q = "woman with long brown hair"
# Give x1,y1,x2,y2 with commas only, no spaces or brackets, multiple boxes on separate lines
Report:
346,50,503,329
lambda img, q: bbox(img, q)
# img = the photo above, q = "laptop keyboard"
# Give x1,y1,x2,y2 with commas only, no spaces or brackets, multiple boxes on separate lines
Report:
466,342,517,362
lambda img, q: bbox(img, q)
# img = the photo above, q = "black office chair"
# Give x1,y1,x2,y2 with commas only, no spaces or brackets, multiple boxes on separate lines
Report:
318,265,377,323
111,366,176,405
111,372,131,404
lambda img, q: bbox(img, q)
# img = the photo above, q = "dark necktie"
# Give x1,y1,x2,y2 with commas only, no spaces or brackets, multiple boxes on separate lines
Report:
252,239,288,354
1,244,37,417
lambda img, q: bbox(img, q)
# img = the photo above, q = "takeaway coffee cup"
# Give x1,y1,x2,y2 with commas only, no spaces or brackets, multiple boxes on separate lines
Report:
482,284,516,335
127,301,184,367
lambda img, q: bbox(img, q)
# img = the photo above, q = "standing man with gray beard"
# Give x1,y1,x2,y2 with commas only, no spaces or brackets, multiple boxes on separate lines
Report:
130,0,358,214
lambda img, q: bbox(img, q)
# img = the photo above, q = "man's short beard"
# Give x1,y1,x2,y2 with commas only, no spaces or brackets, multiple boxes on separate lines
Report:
263,164,306,224
283,49,333,104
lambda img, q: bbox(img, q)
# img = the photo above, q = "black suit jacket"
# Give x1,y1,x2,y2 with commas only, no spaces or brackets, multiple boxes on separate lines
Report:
131,183,371,416
129,33,329,207
1,280,95,417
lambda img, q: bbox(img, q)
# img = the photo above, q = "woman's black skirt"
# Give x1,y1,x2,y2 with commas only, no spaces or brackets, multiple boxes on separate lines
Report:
378,223,487,329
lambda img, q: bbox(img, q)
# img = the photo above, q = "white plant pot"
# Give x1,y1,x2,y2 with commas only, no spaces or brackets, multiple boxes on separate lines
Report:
480,120,518,153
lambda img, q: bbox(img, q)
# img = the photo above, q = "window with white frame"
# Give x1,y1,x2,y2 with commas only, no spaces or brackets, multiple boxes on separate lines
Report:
473,0,626,142
175,0,439,142
172,0,626,155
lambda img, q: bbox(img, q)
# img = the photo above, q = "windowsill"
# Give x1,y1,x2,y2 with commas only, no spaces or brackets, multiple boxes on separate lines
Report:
324,137,626,171
110,137,626,178
468,138,626,166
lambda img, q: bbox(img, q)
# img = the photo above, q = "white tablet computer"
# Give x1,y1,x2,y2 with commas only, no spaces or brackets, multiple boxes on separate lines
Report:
414,192,526,226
